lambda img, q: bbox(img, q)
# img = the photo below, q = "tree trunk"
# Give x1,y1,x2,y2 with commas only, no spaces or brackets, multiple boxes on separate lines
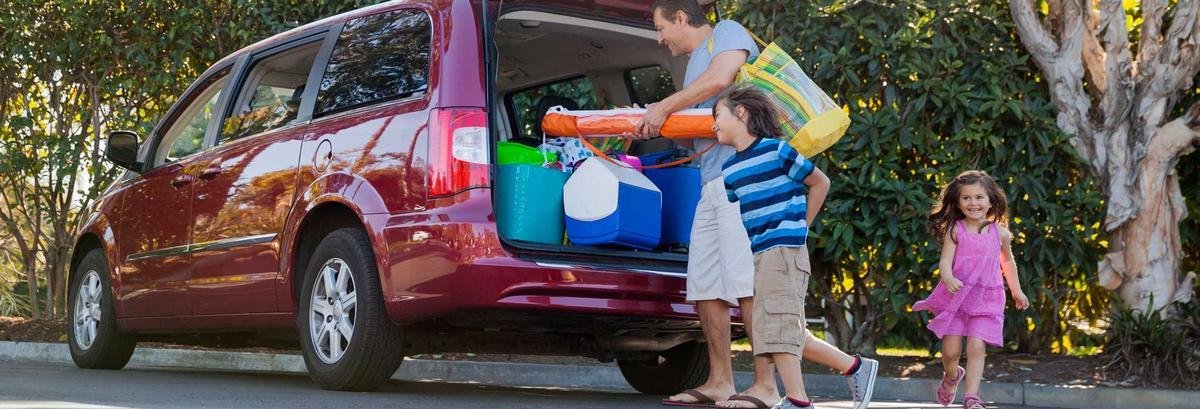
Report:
1099,118,1199,309
23,253,40,320
1011,0,1200,313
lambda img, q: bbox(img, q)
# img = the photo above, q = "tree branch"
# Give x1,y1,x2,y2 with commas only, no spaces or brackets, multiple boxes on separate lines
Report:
1013,0,1104,177
1096,0,1133,129
1136,0,1169,78
1011,0,1060,72
1155,0,1200,94
1082,1,1107,100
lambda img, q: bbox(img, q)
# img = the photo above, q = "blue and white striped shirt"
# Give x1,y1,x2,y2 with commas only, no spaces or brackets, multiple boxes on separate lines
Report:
722,137,816,254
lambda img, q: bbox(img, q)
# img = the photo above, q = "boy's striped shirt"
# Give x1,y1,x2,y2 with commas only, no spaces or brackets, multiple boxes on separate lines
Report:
722,137,815,254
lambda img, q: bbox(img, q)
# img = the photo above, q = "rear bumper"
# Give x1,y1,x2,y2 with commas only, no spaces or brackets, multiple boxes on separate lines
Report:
376,189,699,326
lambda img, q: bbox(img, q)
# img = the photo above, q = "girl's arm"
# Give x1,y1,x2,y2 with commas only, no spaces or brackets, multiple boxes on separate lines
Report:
939,228,962,292
802,167,830,225
999,227,1030,310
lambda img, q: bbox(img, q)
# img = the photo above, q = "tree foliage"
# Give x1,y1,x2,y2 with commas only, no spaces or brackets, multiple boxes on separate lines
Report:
725,0,1107,353
0,0,371,318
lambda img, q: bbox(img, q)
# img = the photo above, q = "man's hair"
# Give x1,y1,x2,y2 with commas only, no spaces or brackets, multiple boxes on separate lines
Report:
651,0,707,28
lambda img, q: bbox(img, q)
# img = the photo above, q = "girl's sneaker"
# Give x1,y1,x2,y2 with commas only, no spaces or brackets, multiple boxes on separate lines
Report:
962,395,986,409
936,366,965,406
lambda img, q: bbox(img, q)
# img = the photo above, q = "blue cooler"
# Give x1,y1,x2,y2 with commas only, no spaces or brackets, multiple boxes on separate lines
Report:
564,157,661,250
640,151,701,246
496,164,569,245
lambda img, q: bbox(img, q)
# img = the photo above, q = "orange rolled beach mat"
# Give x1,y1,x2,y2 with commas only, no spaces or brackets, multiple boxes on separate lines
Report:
541,106,715,138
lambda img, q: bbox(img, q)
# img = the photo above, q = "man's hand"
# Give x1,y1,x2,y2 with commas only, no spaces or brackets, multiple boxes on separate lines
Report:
635,102,669,139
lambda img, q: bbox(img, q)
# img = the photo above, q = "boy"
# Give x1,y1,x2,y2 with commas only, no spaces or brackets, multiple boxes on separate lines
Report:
713,86,840,409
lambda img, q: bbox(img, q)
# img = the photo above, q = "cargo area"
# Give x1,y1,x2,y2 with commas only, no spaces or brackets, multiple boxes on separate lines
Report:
488,8,703,267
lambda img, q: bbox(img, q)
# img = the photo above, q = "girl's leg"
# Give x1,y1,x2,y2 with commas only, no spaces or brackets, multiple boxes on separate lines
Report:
963,337,987,396
937,335,966,405
941,335,963,377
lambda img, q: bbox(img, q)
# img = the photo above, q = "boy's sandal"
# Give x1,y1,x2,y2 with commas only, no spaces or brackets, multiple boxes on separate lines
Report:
721,394,772,409
936,366,966,406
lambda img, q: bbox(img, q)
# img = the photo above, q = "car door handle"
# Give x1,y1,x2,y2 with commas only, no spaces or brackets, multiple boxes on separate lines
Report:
170,174,195,188
199,166,223,179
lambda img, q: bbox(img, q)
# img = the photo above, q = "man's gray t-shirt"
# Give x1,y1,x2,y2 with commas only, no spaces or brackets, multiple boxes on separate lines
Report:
684,20,760,185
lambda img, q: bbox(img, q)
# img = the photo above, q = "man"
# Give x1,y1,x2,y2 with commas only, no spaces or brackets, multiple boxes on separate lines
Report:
642,2,878,408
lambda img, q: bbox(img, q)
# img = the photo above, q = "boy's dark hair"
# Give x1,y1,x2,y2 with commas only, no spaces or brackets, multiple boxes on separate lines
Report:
651,0,707,28
714,86,783,139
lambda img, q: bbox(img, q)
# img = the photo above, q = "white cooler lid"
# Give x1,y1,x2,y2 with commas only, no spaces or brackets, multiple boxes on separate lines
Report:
564,157,660,222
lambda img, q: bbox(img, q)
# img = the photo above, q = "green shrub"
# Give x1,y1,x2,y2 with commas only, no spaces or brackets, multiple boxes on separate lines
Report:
1105,300,1200,388
725,0,1107,353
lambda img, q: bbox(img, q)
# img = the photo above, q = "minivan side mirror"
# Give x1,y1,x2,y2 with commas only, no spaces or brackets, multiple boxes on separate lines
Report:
106,131,143,173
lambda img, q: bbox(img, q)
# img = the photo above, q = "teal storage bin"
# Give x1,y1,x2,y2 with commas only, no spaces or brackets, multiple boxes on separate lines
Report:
496,164,569,245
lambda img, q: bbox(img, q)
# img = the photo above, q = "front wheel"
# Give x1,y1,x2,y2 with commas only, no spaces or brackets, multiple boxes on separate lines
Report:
68,249,136,369
617,340,710,395
298,227,404,391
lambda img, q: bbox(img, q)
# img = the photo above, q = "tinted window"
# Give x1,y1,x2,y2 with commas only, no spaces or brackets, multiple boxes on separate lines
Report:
507,77,600,139
316,9,431,115
221,42,321,143
155,70,229,166
627,66,675,106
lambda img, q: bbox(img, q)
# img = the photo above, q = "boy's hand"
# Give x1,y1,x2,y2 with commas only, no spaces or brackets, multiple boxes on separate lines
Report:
1012,290,1030,310
941,275,963,293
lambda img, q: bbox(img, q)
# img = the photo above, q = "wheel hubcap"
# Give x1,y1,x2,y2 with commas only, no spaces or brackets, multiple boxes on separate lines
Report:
73,270,102,350
309,258,357,364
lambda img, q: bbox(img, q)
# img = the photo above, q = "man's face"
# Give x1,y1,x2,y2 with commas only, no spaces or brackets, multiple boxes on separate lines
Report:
653,9,690,57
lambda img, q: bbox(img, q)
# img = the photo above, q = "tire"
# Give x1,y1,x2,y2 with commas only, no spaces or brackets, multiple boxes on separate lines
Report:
68,249,136,369
297,227,404,391
617,340,710,395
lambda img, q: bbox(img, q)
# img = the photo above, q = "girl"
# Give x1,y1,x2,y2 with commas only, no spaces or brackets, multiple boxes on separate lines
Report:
913,170,1029,409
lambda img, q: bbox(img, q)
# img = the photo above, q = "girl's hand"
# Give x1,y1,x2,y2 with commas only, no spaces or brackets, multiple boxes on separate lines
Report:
941,276,963,293
1012,290,1030,310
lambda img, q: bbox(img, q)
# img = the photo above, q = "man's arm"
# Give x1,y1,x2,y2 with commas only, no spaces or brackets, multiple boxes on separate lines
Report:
635,49,748,138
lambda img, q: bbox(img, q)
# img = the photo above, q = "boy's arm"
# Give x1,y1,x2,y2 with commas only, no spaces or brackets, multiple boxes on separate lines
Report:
802,167,829,226
999,227,1029,309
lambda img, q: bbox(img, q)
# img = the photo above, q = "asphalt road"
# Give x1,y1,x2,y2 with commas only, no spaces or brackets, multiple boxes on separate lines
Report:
0,360,1055,409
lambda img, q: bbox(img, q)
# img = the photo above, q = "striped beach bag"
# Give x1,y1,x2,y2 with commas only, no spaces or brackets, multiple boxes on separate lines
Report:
715,31,850,157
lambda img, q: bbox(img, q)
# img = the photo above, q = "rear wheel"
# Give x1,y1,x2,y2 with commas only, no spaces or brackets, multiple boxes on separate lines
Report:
617,340,709,395
298,227,404,391
68,249,136,369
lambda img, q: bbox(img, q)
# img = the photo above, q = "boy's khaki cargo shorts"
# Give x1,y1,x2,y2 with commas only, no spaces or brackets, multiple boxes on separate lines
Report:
750,246,810,357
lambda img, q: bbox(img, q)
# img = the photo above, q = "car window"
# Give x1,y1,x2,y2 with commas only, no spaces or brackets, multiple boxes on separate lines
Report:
154,69,230,167
221,42,321,143
315,8,431,116
626,66,675,106
507,77,600,139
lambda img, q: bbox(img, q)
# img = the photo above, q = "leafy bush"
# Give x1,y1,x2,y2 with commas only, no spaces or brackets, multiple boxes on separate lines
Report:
724,0,1107,353
1104,300,1200,388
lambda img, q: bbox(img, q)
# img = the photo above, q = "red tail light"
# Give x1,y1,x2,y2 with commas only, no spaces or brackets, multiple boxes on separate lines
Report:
427,107,490,197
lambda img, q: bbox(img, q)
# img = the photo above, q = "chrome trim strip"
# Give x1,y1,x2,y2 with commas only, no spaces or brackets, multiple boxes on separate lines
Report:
126,244,190,262
534,262,687,278
189,233,277,253
126,233,277,262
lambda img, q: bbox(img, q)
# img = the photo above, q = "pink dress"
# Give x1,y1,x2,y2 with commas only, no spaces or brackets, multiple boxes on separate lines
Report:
912,220,1007,346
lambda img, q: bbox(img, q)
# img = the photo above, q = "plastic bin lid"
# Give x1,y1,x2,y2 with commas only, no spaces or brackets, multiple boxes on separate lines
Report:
564,157,660,222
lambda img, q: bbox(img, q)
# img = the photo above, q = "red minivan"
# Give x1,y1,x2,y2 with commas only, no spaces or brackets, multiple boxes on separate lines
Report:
69,0,717,392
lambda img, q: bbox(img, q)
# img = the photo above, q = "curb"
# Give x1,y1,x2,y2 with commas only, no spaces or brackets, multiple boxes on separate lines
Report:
4,341,1198,408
